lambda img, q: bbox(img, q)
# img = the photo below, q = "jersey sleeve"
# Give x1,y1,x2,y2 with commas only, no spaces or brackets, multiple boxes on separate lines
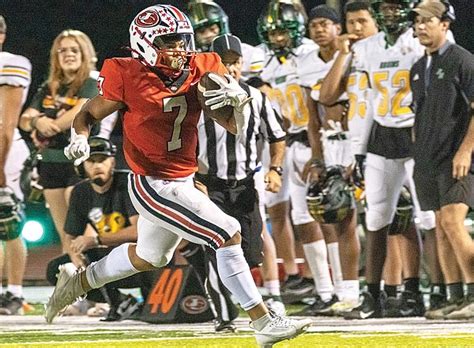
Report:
197,52,228,76
98,58,125,102
64,185,88,237
0,54,31,89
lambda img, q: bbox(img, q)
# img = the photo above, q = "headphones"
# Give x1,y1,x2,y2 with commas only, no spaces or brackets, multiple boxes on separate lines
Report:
440,0,456,23
74,137,117,179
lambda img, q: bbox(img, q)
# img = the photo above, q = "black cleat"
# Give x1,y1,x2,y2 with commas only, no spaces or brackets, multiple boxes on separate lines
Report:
291,295,338,316
384,296,402,318
0,292,24,315
399,291,425,317
344,292,384,320
282,278,315,298
215,320,237,332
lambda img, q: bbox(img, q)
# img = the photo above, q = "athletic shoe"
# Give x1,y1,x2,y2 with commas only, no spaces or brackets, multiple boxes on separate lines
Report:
282,275,303,291
0,292,24,315
384,296,402,318
282,278,315,297
428,292,447,312
330,299,359,316
44,265,87,323
215,320,237,332
344,292,384,320
399,291,425,317
291,295,338,316
252,312,312,347
265,297,286,316
424,298,463,319
444,295,474,320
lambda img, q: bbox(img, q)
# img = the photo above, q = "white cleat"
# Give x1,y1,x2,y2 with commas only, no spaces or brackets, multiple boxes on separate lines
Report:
264,298,286,316
252,313,312,348
45,264,86,324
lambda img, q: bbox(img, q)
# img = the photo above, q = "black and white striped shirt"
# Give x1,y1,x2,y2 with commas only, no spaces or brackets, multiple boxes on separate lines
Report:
198,82,285,181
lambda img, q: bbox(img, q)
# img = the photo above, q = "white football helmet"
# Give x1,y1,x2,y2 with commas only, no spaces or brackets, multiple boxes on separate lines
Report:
129,5,196,72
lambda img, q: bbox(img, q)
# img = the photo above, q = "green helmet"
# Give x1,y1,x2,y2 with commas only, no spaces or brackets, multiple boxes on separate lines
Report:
370,0,417,34
187,1,229,49
257,0,307,57
306,166,356,224
0,187,24,241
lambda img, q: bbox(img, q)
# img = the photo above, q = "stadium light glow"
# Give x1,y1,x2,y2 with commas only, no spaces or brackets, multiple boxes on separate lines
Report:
22,220,45,242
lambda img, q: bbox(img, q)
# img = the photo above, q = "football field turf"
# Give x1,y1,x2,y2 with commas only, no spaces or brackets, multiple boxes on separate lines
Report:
0,316,473,347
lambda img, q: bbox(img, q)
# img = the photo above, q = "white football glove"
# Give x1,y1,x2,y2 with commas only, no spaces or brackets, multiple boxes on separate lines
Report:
203,73,252,111
64,127,90,166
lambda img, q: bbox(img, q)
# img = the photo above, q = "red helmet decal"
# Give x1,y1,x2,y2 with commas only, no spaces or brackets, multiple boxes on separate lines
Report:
135,9,160,28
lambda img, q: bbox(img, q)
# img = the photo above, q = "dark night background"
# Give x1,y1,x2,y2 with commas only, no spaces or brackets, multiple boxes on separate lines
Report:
1,0,473,105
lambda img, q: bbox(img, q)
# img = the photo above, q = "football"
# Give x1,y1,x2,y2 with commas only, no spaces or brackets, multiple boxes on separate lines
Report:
197,72,234,122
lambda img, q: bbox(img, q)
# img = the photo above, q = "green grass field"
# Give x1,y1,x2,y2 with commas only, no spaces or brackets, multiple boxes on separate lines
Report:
0,329,473,347
3,304,472,347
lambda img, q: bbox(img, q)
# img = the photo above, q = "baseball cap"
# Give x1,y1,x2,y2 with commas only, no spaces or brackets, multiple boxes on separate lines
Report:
210,34,242,58
411,1,446,19
88,137,116,157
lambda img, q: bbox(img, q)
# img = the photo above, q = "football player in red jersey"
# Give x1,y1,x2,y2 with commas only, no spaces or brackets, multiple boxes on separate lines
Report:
45,5,311,346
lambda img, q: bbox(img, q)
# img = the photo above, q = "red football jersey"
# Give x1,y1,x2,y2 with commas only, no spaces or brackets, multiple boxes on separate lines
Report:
98,53,227,178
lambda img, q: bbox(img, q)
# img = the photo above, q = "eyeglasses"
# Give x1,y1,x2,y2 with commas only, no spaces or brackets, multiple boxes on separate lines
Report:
57,47,81,55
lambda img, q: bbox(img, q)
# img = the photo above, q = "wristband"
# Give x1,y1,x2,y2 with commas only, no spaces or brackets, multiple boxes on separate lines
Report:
269,166,283,176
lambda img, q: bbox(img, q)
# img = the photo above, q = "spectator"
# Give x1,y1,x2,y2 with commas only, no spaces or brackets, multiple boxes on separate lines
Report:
46,136,150,321
19,29,98,261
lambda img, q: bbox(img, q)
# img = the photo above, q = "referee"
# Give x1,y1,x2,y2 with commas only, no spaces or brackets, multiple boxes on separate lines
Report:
197,33,286,323
198,33,286,265
410,1,474,320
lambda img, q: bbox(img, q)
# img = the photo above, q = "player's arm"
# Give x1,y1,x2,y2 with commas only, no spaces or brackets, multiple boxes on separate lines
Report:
320,34,357,106
73,96,124,137
52,98,89,131
203,73,252,135
65,96,125,165
303,89,325,183
0,85,23,186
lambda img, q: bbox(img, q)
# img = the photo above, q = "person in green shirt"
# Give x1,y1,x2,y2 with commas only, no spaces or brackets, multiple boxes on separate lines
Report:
19,29,98,261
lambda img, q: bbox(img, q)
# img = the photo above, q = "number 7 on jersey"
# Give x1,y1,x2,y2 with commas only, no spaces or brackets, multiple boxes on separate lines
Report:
164,96,188,152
